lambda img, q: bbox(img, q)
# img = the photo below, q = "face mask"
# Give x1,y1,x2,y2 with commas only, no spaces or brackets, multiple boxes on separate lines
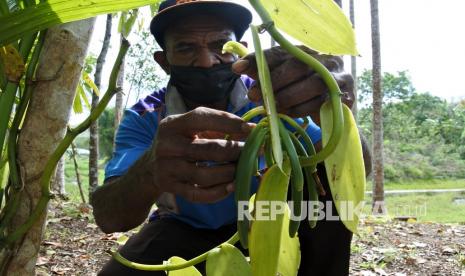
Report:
169,63,240,104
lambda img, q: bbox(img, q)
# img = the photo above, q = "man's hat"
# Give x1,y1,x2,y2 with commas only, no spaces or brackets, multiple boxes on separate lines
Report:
150,0,253,48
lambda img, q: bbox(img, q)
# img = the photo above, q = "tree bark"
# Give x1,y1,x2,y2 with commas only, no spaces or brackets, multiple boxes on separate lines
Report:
51,157,66,198
89,14,112,199
1,19,95,275
71,143,86,204
114,36,125,130
350,0,357,118
370,0,385,215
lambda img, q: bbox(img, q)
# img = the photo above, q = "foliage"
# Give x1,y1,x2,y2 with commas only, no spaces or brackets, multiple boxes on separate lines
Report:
357,70,465,181
125,29,167,104
73,55,98,113
98,108,116,161
0,0,162,46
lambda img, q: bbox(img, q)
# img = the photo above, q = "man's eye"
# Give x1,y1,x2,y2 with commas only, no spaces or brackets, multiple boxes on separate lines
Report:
176,46,194,54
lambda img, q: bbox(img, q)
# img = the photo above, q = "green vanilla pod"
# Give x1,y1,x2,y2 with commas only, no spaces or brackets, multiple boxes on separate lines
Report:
278,121,303,237
235,122,268,248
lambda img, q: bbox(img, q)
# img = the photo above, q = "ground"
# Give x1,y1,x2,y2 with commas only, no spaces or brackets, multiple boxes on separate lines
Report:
36,200,465,276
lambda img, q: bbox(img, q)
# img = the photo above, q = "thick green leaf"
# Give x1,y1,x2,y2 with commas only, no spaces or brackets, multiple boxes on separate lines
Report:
321,102,366,233
249,161,290,276
277,209,301,276
165,257,202,276
206,243,251,276
262,0,358,55
0,0,162,46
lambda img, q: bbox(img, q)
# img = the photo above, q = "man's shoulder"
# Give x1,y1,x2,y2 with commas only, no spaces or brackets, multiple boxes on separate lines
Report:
130,87,168,116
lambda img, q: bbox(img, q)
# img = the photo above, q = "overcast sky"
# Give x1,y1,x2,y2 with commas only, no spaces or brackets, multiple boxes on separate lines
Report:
82,0,465,124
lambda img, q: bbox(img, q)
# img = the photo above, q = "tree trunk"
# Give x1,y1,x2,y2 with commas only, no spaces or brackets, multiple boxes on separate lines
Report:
370,0,385,215
114,43,124,129
71,143,86,204
52,157,66,198
350,0,357,118
89,14,112,199
0,19,95,275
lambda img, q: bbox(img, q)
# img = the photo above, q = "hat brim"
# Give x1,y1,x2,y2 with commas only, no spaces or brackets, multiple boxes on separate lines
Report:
150,1,252,48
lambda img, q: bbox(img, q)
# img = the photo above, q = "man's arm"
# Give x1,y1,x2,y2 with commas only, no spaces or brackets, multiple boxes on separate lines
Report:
91,150,159,233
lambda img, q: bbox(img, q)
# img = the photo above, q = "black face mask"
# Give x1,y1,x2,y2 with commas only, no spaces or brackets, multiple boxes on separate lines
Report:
169,63,240,105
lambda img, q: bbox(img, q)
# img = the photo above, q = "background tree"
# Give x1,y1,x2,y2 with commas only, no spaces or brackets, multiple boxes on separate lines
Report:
1,19,95,275
356,71,465,182
370,0,385,215
98,108,116,161
124,29,167,108
89,14,112,199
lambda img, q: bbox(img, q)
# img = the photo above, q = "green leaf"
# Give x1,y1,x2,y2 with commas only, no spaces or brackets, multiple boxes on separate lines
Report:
262,0,358,55
82,71,99,96
121,9,138,38
277,210,301,276
249,161,291,276
165,257,202,276
73,84,84,114
0,0,163,46
206,243,251,276
321,103,366,233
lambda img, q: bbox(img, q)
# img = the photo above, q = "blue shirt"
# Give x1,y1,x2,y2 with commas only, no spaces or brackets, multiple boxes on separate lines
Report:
105,76,322,229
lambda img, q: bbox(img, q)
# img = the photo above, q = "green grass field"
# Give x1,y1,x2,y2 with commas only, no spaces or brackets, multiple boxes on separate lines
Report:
367,179,465,191
363,192,465,224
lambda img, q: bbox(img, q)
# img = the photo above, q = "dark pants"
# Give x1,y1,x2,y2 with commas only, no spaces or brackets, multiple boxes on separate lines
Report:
99,165,353,276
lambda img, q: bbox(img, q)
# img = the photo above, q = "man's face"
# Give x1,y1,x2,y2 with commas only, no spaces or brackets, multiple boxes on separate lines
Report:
163,15,238,68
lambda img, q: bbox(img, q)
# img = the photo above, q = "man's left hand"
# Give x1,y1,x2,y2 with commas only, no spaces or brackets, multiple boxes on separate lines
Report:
232,46,354,125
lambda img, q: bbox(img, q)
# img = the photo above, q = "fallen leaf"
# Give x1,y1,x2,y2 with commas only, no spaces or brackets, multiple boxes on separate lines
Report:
36,256,49,266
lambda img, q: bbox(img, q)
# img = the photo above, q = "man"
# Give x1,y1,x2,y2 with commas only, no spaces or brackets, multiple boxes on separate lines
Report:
92,0,368,275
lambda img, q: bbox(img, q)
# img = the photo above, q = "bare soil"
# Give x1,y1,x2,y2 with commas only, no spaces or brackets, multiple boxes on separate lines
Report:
36,201,465,276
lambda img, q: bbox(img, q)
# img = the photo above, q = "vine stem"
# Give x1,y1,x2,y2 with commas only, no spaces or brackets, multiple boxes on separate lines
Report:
0,38,130,248
111,232,240,271
0,31,47,235
250,24,283,169
249,0,344,167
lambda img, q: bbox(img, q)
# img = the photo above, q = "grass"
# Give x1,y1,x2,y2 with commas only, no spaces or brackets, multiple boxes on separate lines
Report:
367,179,465,191
64,153,106,203
363,192,465,223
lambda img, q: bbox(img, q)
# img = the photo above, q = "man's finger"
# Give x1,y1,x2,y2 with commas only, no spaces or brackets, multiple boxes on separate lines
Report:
184,139,244,162
284,97,326,119
274,74,326,110
176,182,233,203
232,46,291,79
165,107,254,136
176,161,236,187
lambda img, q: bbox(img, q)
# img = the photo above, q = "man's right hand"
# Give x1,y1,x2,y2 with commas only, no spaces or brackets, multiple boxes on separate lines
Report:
146,107,254,203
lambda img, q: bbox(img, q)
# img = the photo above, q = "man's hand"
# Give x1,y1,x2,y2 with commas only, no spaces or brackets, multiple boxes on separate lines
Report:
148,107,254,203
232,46,354,124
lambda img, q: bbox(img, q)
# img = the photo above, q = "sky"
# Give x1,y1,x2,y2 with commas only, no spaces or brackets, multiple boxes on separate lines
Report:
80,0,465,124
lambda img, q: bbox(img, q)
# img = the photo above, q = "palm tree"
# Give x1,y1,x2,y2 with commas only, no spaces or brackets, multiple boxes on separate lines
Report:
370,0,385,215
